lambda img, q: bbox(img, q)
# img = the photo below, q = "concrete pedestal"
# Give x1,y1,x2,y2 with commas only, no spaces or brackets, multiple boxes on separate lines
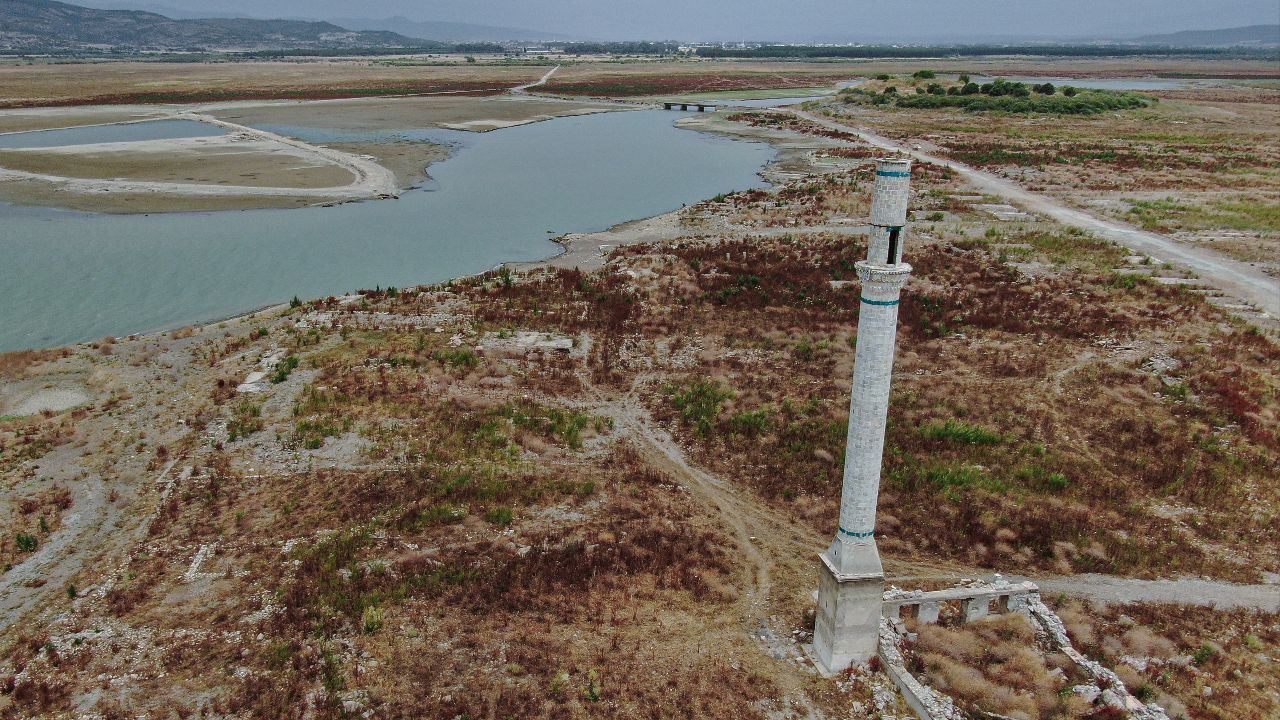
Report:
813,552,884,673
965,597,991,622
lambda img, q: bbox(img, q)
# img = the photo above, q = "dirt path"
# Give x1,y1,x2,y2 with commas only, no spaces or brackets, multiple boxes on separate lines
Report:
591,378,1280,620
618,403,776,615
183,113,398,197
789,109,1280,317
0,459,175,633
512,65,561,94
0,113,399,201
998,573,1280,612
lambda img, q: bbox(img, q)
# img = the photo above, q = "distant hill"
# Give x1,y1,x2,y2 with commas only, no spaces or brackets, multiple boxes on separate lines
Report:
0,0,439,51
331,16,575,43
1131,24,1279,47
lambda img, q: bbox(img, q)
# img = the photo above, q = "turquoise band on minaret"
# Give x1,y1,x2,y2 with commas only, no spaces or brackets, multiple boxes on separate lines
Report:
876,170,911,177
860,297,900,306
838,526,875,539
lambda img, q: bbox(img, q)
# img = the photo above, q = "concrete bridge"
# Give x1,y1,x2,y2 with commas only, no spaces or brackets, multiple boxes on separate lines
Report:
662,102,717,112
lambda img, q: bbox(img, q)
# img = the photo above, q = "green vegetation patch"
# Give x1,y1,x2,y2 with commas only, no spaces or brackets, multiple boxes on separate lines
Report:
1126,196,1280,233
841,79,1153,115
497,401,604,450
287,527,477,629
227,401,263,442
921,419,1004,445
665,380,735,436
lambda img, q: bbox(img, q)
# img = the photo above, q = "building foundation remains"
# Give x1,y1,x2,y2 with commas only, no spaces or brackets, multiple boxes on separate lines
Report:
876,579,1171,720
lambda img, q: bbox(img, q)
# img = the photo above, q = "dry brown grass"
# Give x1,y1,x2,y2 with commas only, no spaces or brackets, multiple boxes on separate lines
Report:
804,84,1280,271
2,76,1275,715
0,61,541,106
1049,598,1280,720
0,348,68,379
910,613,1092,719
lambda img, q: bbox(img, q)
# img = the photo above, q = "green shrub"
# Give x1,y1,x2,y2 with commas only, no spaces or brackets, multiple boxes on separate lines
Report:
415,503,467,527
1044,473,1070,492
227,401,263,441
924,464,1007,494
295,417,347,449
549,670,571,699
501,403,593,449
432,348,479,368
15,533,37,552
921,419,1004,445
361,605,384,633
879,88,1151,114
485,506,514,525
729,410,771,436
584,669,602,701
666,381,734,436
1109,273,1148,291
1014,465,1071,493
1193,643,1216,665
270,355,300,383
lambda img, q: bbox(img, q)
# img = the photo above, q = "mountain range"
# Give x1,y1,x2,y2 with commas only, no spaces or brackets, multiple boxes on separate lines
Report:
0,0,435,50
326,16,573,43
1,0,1274,51
1130,24,1278,47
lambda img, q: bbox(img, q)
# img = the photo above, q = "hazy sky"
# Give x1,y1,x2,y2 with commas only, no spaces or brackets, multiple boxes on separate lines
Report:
91,0,1280,40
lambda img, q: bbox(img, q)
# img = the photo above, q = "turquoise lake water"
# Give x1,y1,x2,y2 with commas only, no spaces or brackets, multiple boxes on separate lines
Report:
0,110,775,351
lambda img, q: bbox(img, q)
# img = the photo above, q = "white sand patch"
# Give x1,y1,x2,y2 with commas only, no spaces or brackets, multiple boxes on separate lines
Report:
5,387,89,416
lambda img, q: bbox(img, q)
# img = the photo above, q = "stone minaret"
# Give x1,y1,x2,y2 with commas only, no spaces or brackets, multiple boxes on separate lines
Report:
814,157,913,672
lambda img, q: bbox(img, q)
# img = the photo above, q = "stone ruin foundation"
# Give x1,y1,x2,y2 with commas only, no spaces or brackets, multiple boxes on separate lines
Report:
871,578,1172,720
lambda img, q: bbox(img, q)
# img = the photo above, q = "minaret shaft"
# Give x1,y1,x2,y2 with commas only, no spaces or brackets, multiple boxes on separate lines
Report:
813,157,913,673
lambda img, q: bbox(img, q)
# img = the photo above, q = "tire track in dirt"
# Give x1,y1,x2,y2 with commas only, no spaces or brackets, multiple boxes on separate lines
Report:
786,108,1279,318
0,460,175,634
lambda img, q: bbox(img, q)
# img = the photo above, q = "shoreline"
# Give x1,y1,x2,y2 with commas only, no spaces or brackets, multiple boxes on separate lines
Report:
0,96,635,215
1,102,831,354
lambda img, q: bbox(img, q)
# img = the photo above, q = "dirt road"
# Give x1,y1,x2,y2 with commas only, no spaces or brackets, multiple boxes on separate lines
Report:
512,65,561,94
997,573,1280,612
0,458,178,634
0,113,399,201
789,109,1280,318
592,381,1280,618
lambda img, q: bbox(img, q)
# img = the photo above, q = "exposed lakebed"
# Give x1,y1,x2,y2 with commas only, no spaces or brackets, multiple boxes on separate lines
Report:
0,119,224,148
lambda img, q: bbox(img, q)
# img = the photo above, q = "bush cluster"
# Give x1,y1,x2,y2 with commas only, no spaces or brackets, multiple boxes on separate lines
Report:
844,77,1152,114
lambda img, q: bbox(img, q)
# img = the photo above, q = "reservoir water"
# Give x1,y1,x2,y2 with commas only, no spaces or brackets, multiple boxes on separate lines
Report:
0,110,774,351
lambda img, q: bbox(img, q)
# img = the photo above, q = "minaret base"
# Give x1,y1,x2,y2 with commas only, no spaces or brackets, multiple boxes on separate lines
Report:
812,552,884,673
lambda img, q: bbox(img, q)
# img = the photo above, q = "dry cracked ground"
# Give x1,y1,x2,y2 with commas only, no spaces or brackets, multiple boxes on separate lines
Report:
0,105,1277,720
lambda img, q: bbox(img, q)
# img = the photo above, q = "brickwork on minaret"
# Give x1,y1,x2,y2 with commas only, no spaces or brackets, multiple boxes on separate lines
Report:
813,158,913,672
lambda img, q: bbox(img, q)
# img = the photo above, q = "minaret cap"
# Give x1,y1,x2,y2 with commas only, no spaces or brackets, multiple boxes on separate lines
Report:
867,157,913,266
869,157,913,229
